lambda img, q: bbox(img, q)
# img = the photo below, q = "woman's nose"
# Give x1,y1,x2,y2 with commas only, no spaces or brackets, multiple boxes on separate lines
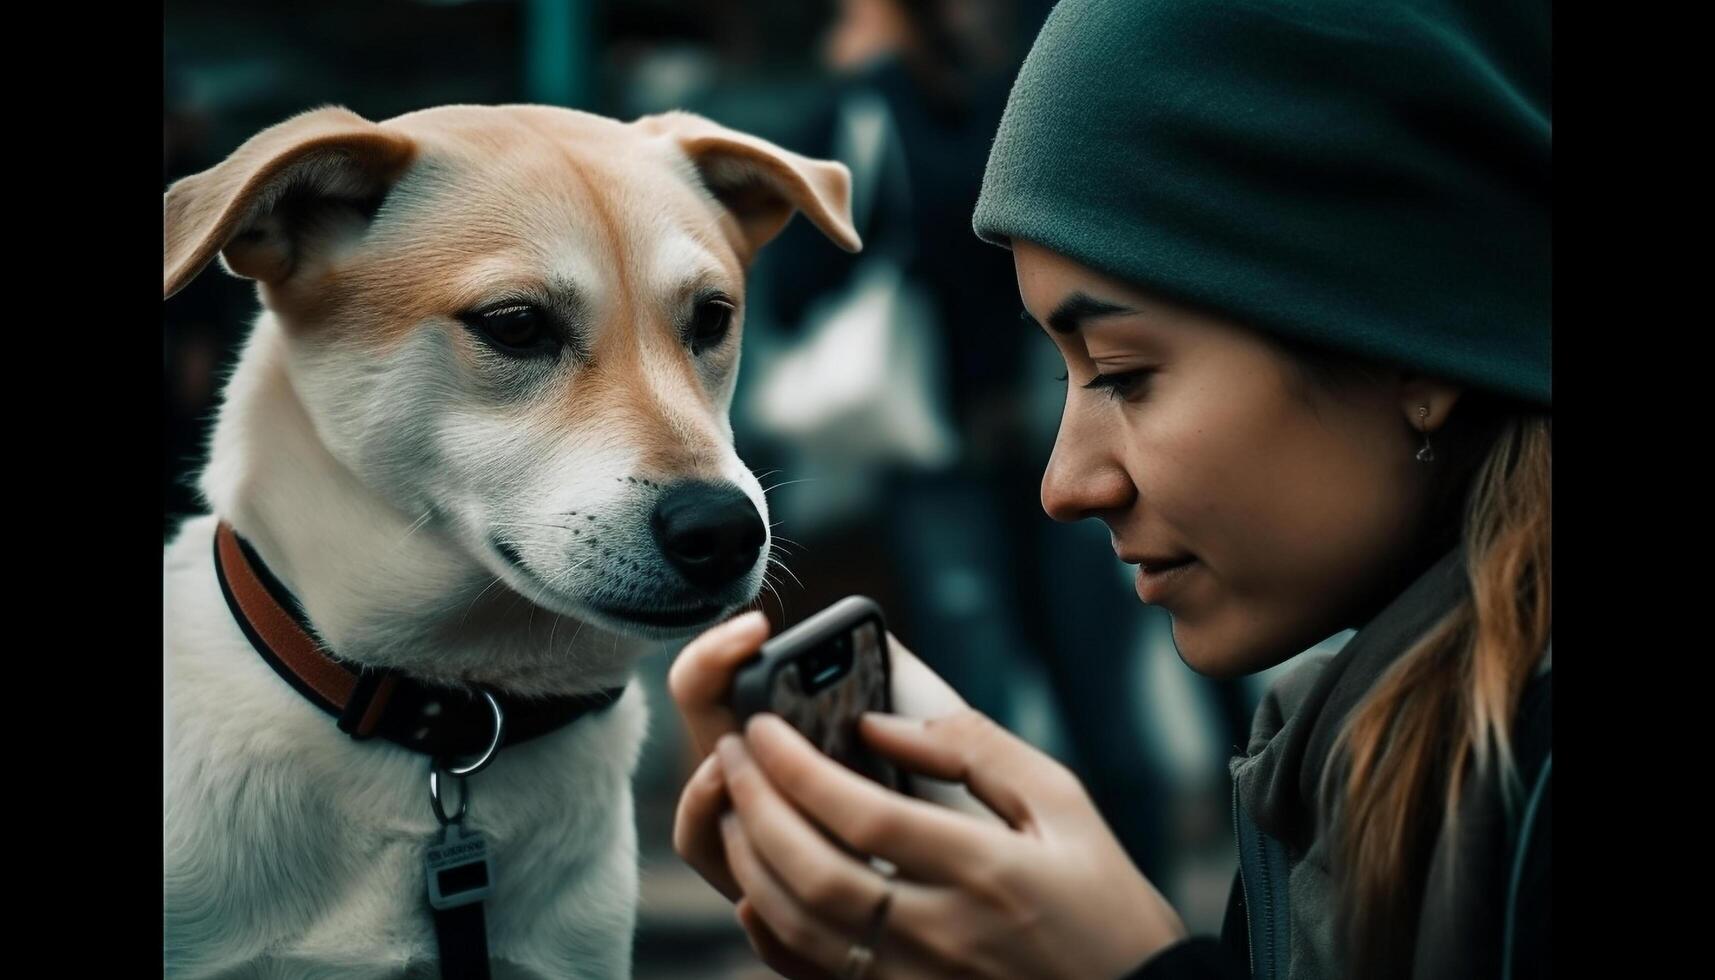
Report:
1040,399,1135,523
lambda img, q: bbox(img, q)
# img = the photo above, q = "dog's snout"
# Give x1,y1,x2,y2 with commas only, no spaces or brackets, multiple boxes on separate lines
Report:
650,481,765,593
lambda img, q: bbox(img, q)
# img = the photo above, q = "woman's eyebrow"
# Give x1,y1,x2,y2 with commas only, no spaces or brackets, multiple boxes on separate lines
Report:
1033,292,1138,333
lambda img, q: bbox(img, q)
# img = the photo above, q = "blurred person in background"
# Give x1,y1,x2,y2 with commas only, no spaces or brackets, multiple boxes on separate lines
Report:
746,0,1225,889
757,0,1045,743
670,0,1551,978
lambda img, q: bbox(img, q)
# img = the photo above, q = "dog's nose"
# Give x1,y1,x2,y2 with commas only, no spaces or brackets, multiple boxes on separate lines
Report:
650,481,766,593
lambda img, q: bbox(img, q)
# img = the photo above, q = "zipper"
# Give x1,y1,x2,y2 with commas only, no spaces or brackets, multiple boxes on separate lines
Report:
1233,783,1256,978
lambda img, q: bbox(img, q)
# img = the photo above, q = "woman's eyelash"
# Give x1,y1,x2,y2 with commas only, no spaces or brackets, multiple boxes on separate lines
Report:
1082,369,1152,399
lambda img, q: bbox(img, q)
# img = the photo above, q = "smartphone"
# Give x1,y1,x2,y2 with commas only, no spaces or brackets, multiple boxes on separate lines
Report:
731,596,908,796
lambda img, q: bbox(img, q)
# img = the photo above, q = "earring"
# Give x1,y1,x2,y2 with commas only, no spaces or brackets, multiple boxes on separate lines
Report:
1416,406,1435,463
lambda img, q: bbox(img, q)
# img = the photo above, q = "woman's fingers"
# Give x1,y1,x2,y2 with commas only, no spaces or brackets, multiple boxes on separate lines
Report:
857,708,1092,833
721,812,859,976
672,751,740,901
727,814,948,980
734,897,840,980
669,610,771,754
728,719,1009,887
720,732,905,922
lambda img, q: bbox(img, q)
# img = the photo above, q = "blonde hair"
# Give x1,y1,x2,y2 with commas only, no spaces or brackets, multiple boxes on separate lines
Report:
1324,406,1551,976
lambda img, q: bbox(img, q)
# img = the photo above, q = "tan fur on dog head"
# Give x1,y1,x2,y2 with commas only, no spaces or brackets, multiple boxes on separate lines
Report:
164,104,859,643
165,104,857,301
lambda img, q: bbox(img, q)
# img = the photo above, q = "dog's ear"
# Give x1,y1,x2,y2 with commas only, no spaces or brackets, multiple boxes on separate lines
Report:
637,111,861,262
163,106,416,299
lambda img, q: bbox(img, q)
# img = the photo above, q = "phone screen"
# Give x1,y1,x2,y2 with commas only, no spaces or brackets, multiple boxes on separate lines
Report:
765,619,903,793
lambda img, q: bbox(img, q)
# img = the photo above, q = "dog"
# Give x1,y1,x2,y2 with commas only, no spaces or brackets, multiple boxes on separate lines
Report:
163,104,859,978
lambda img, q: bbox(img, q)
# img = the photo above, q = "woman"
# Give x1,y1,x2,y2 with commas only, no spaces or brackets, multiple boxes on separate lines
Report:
669,0,1550,977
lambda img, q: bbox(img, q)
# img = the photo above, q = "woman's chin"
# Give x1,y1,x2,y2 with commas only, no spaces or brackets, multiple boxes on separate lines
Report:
1166,617,1273,680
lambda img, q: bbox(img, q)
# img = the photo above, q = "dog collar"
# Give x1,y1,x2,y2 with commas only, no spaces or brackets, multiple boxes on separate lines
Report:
212,520,626,762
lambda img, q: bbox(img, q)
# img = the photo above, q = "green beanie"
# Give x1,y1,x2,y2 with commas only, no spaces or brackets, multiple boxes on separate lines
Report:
973,0,1551,405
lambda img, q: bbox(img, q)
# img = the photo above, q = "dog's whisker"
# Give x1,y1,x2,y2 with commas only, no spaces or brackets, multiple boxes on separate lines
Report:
767,555,806,591
549,605,561,651
764,525,810,549
504,585,530,619
396,508,434,545
761,477,820,495
548,554,599,593
459,575,506,629
529,577,575,644
760,578,786,621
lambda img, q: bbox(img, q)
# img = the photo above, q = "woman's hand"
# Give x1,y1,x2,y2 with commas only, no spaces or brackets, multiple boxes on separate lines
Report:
712,709,1187,979
668,611,1187,978
668,611,986,902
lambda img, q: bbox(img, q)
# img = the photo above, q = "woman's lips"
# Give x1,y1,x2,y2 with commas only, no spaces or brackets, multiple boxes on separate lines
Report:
1133,557,1198,604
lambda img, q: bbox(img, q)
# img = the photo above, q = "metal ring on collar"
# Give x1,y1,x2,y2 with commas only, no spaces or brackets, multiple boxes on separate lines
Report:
437,687,506,777
429,767,469,826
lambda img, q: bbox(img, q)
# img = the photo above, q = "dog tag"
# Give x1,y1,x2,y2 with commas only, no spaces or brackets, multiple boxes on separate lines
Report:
424,821,494,911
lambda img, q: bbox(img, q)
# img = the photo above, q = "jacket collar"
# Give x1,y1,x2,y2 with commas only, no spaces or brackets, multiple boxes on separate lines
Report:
1230,543,1470,851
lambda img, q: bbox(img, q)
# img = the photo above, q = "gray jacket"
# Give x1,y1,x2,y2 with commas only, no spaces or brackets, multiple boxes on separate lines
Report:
1228,544,1552,979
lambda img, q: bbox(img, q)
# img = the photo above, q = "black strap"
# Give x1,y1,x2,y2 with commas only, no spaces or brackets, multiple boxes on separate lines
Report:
432,902,492,980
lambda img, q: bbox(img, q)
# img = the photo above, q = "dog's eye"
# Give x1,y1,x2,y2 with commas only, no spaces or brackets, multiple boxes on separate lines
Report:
689,297,736,355
465,305,555,356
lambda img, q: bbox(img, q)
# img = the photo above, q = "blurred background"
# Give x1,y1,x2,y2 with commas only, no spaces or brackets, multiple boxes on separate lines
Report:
163,1,1352,975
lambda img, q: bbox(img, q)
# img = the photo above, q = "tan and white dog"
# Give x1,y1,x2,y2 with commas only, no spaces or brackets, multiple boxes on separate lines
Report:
162,104,858,978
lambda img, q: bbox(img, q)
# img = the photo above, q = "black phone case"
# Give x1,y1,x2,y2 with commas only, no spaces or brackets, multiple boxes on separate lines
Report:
730,595,910,796
731,595,889,721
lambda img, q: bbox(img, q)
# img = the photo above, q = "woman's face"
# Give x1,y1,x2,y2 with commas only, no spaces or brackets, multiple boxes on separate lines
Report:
1015,242,1459,677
